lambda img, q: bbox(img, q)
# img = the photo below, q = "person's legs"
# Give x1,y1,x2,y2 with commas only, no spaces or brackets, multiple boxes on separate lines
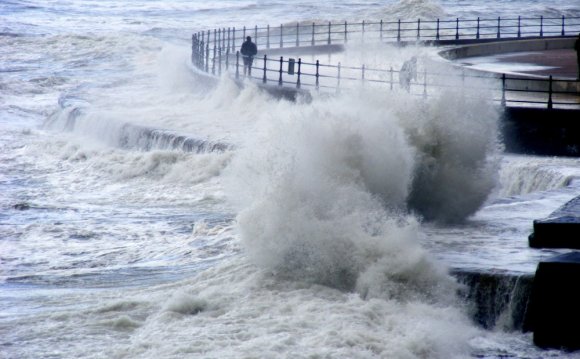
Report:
242,57,249,76
247,58,253,76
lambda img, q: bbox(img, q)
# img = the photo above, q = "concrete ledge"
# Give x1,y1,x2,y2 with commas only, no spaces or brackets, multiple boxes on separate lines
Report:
525,252,580,350
529,196,580,249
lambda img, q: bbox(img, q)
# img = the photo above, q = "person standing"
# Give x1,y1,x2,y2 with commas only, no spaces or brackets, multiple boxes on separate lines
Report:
399,57,417,92
240,36,258,77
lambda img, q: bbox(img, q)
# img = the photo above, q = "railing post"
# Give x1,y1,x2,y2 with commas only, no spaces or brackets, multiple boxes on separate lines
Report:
263,55,267,84
517,16,521,38
227,28,231,52
540,16,543,37
436,19,440,40
223,28,226,50
226,49,229,70
235,51,240,79
417,18,420,40
280,24,284,48
296,23,300,47
423,70,427,98
501,73,506,106
232,27,236,53
243,26,246,43
312,23,315,46
200,40,205,69
297,58,302,89
390,66,393,90
315,60,320,89
267,25,270,49
204,43,209,72
362,64,365,85
218,48,222,75
254,25,258,47
397,19,401,42
337,62,341,90
476,17,480,39
561,15,565,36
345,21,348,42
455,18,459,40
380,20,383,41
548,75,553,109
328,22,331,45
497,16,501,38
217,28,221,52
212,44,216,75
362,20,365,41
278,56,283,85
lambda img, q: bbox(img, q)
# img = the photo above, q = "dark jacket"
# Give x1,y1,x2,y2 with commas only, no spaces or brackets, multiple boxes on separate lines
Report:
241,40,257,57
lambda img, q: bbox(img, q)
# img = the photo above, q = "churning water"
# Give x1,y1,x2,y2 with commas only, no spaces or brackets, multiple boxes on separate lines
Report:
2,0,580,358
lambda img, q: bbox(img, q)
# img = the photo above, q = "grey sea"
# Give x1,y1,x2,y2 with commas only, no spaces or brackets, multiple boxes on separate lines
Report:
2,0,580,358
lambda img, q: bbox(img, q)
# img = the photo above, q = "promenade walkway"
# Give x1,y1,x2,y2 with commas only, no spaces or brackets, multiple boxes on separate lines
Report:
457,49,578,79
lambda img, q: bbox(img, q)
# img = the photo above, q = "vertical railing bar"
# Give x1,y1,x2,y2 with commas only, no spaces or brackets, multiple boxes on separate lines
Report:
263,55,267,83
517,16,521,37
455,18,459,40
232,27,236,53
254,25,258,47
548,75,553,109
497,16,501,38
345,21,348,42
540,16,543,37
296,22,300,47
205,43,209,72
417,18,420,40
226,49,229,70
362,20,365,42
280,24,284,48
267,25,270,49
315,60,320,89
390,66,393,90
436,19,440,40
501,73,506,106
297,58,302,89
212,44,216,75
222,28,226,50
278,56,283,85
218,48,222,76
312,23,315,46
397,19,401,42
328,22,331,45
337,62,341,90
380,20,383,41
561,15,565,36
423,69,427,98
476,17,480,39
235,51,239,79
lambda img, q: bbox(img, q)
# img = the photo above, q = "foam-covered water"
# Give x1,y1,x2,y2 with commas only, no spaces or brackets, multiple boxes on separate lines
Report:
2,0,580,358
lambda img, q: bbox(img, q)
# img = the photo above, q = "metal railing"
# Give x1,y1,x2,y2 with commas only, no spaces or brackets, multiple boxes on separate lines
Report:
190,15,580,109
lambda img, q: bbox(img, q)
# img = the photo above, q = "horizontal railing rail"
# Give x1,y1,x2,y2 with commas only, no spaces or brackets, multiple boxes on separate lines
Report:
191,15,580,109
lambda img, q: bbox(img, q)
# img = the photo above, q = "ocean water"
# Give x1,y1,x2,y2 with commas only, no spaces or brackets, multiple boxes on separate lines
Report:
2,0,580,358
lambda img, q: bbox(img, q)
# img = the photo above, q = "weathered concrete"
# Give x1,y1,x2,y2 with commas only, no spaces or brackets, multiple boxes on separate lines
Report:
524,252,580,350
453,269,533,330
502,107,580,157
529,195,580,249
